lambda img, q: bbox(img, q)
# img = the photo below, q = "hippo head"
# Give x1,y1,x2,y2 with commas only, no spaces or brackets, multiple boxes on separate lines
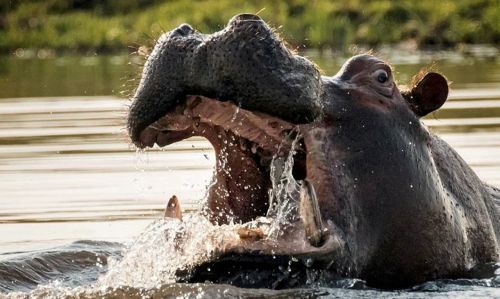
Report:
127,14,499,288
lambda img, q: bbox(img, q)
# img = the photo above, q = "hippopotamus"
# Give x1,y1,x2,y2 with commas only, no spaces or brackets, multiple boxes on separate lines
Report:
127,14,500,288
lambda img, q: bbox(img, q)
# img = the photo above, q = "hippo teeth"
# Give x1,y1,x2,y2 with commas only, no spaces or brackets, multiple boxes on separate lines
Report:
164,195,182,220
139,96,295,152
230,180,327,247
300,180,327,247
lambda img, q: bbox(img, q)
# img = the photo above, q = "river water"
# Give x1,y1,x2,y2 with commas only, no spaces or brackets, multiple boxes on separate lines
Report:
0,52,499,298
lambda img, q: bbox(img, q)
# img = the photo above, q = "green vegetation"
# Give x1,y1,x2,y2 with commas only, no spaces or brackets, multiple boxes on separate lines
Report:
1,0,499,53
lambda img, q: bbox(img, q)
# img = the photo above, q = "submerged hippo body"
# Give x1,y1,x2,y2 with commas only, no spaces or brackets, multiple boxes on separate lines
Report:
127,14,500,288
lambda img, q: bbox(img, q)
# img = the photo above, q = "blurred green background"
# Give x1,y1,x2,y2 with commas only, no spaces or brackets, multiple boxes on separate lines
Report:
1,0,499,54
0,0,498,99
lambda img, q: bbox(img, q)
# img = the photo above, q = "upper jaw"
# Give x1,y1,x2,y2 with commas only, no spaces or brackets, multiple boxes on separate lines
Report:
134,96,297,153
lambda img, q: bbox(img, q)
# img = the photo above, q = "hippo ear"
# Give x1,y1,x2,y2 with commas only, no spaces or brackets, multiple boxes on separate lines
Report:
402,72,449,117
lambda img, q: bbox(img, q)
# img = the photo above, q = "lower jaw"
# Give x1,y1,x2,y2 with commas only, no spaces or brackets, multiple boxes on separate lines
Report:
189,157,338,256
170,181,345,287
178,250,341,289
175,219,344,289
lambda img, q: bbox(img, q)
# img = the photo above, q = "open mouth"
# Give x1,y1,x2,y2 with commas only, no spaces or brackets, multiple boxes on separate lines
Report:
131,96,343,284
136,96,308,223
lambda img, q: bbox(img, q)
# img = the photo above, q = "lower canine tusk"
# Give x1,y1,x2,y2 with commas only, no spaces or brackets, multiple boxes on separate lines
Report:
164,195,183,220
300,180,326,247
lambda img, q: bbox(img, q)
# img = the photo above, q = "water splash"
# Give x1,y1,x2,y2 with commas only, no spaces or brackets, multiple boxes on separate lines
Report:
96,213,239,289
266,133,303,239
133,147,151,195
96,135,307,289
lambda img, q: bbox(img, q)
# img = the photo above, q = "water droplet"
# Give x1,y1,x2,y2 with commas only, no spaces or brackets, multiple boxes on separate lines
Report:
305,258,314,267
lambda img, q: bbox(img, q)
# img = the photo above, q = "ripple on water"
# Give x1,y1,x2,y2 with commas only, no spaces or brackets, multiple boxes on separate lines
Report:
0,240,122,293
3,213,500,298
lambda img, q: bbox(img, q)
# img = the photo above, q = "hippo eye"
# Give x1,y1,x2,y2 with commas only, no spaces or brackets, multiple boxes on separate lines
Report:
375,70,389,84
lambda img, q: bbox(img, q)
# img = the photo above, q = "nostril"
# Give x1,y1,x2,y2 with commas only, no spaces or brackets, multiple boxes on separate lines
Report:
172,23,194,37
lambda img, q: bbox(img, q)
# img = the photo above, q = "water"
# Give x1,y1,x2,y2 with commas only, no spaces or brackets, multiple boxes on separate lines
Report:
0,52,499,297
266,134,303,239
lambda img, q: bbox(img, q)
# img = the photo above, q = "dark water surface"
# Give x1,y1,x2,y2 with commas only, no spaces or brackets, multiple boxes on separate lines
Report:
0,52,499,298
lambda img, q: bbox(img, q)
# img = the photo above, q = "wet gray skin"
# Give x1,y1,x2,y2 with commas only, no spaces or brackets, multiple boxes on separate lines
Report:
127,14,500,289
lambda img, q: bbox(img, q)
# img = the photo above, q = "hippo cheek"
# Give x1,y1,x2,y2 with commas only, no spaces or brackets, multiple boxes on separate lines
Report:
299,125,340,217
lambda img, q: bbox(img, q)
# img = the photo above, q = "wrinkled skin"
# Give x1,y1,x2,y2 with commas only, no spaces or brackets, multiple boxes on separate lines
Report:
127,14,500,288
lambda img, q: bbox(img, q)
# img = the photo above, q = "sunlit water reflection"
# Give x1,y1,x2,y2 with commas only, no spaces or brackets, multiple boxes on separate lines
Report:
0,54,499,297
